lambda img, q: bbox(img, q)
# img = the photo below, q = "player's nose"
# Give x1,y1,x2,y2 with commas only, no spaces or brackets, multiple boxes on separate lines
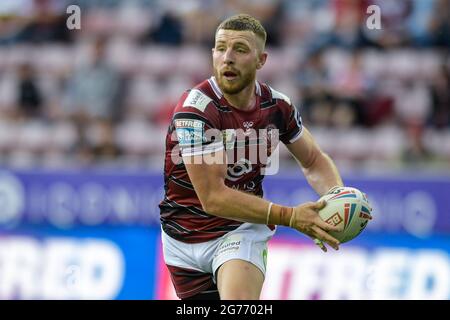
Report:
223,48,235,65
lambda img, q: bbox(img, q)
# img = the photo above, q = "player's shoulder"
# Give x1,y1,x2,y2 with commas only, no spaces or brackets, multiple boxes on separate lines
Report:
260,82,293,107
175,79,219,115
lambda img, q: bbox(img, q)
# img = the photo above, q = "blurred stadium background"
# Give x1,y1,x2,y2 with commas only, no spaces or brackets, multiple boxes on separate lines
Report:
0,0,449,299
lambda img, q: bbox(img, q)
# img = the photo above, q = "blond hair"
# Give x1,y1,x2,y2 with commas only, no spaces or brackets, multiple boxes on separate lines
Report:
216,14,267,47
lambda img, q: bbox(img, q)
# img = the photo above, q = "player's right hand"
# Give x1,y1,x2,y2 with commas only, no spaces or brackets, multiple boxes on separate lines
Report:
290,200,342,251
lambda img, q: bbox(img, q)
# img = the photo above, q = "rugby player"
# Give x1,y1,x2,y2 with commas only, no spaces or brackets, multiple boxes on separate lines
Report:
160,14,344,300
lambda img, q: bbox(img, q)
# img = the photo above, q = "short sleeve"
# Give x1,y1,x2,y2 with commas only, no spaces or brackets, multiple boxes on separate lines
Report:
172,89,223,157
280,103,303,144
268,86,303,144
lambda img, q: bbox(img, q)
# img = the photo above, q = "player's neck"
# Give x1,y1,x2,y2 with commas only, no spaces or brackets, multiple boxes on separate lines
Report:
223,83,256,111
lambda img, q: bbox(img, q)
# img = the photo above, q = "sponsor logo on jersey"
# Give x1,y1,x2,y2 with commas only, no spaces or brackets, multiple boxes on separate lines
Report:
243,121,254,130
243,121,254,136
174,119,205,147
226,158,252,181
182,89,212,112
174,119,204,128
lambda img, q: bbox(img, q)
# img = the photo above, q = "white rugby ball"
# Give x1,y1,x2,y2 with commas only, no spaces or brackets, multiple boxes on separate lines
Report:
318,186,372,243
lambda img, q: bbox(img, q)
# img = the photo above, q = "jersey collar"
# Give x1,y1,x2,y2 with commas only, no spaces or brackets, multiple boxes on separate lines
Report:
208,76,262,100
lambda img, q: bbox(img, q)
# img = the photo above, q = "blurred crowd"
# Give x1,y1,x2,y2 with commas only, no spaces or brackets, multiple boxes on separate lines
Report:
0,0,449,172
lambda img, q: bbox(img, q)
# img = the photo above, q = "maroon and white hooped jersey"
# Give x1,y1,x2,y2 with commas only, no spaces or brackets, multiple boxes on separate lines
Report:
159,76,303,243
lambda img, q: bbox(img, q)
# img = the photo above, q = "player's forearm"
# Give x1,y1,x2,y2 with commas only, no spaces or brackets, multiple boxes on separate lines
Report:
302,151,343,196
202,185,290,225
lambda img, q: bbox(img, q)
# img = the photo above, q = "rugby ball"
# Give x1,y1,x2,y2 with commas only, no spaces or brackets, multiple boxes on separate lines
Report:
318,186,372,243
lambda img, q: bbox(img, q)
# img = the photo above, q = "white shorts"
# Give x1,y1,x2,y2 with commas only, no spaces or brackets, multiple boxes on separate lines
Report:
161,223,275,299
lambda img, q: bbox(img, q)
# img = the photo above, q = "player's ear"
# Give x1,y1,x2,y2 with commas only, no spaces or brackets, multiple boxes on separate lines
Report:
256,52,267,70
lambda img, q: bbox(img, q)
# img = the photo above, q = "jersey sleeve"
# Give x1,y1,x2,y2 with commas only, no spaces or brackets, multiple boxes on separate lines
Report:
172,89,223,157
280,103,303,144
269,87,303,144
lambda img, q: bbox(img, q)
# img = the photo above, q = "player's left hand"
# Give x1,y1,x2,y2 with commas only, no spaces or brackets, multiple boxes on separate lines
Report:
291,200,342,251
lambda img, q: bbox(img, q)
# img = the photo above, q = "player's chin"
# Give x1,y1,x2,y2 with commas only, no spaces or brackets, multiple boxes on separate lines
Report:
222,86,243,95
220,80,245,94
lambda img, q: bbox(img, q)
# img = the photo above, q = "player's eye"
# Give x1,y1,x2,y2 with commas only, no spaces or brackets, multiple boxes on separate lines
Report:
216,46,226,52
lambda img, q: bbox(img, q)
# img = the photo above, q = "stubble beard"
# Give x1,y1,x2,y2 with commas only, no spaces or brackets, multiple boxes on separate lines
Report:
214,68,256,95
